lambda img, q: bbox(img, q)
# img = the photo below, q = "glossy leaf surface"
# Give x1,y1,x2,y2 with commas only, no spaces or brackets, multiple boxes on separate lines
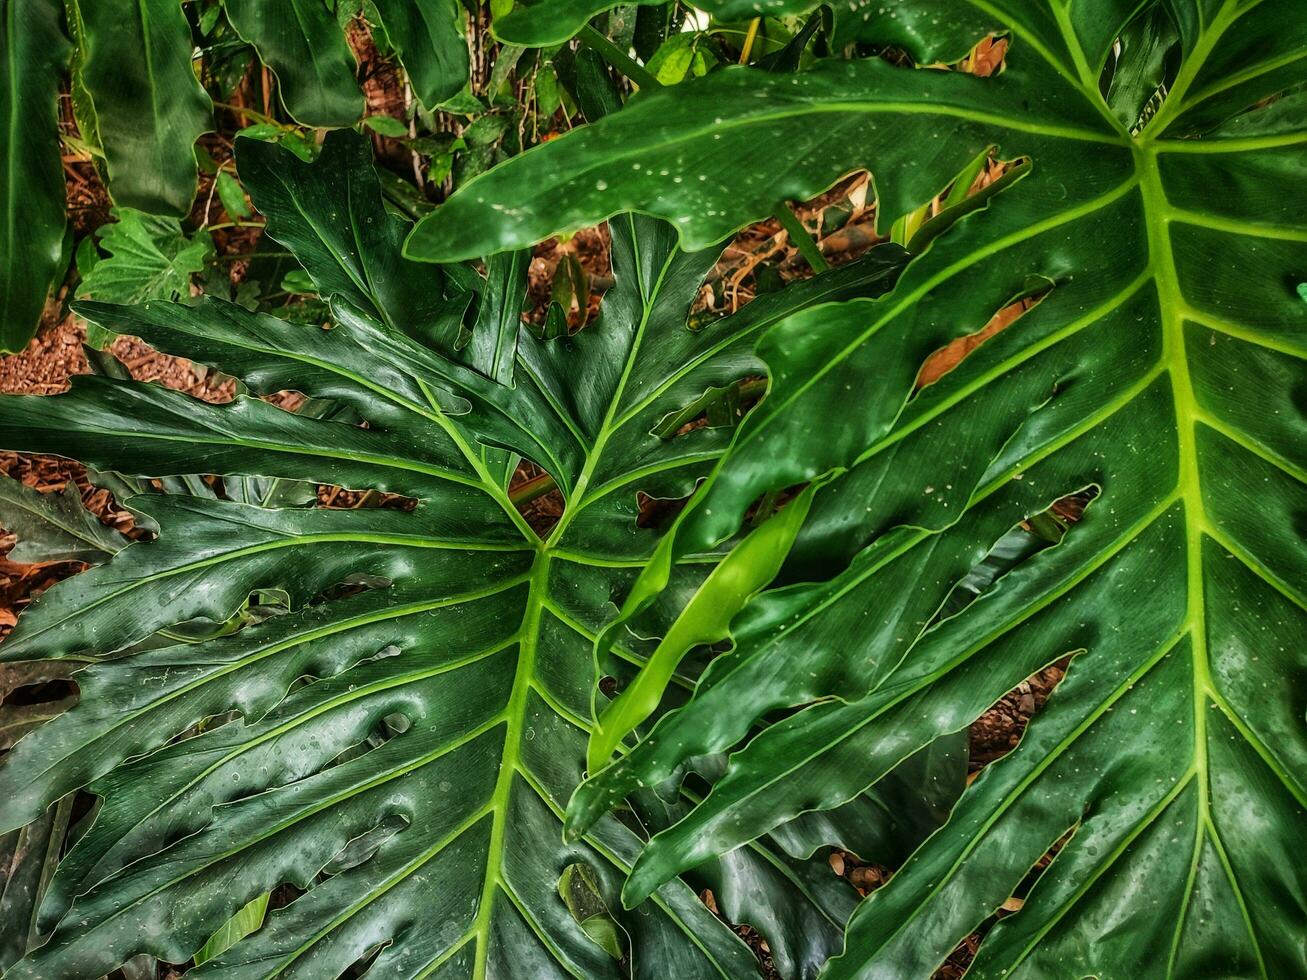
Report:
373,0,469,108
225,0,363,127
412,1,1307,975
0,474,124,564
493,0,815,47
67,0,212,215
78,208,213,306
0,0,68,352
0,133,904,979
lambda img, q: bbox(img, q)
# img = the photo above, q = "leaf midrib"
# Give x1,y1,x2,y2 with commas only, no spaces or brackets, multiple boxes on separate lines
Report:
1137,141,1271,977
469,550,552,977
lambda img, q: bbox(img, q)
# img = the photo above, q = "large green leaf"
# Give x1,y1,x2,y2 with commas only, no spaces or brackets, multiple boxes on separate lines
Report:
67,0,212,215
492,0,814,47
225,0,363,128
372,0,469,108
0,131,905,978
0,0,68,352
233,131,468,356
410,0,1307,974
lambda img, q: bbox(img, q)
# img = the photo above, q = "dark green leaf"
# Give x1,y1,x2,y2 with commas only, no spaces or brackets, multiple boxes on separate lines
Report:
0,129,903,978
493,0,816,48
0,474,124,564
66,0,213,215
0,798,73,973
0,0,69,352
225,0,363,127
372,0,470,108
235,131,466,354
502,3,1307,974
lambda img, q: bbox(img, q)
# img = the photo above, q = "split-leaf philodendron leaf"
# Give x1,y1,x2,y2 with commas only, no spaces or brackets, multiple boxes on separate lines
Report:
0,129,909,978
411,0,1307,975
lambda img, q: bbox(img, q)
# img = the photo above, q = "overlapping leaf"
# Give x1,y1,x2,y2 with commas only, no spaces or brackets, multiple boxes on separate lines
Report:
225,0,363,128
372,0,470,108
0,128,906,977
492,0,815,48
0,474,124,564
411,0,1307,974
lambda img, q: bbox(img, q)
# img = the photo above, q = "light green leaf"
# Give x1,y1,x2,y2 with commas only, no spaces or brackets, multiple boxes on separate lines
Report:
558,863,626,960
362,114,409,137
78,208,213,307
192,892,268,966
215,170,251,220
646,32,714,85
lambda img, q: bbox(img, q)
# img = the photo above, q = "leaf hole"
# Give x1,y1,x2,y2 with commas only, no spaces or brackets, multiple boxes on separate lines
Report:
508,460,563,536
968,659,1071,775
914,286,1050,394
931,487,1098,630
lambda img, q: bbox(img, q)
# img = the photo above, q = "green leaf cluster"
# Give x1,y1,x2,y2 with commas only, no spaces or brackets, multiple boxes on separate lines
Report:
0,0,469,351
1,1,1304,977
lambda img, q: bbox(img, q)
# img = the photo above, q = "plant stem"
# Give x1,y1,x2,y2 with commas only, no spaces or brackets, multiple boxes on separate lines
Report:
578,25,660,90
738,18,762,64
206,220,267,232
773,202,829,273
212,102,278,126
509,472,557,507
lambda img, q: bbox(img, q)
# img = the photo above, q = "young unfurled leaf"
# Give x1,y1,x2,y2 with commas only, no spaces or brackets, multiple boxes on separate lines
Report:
191,893,268,966
558,863,626,960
